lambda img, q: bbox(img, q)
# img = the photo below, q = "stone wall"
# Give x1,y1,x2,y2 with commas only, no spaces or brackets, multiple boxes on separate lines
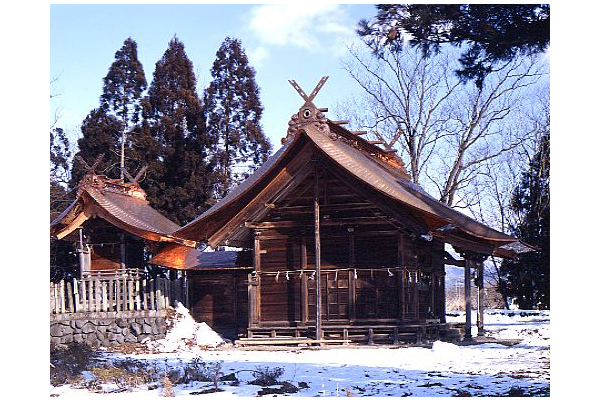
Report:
50,310,167,347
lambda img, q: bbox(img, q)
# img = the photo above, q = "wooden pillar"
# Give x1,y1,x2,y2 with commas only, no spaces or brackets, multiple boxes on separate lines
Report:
412,240,419,320
248,273,256,328
464,258,472,340
301,233,308,325
184,271,190,309
440,270,446,323
413,269,419,320
348,227,356,323
397,232,404,322
430,273,437,319
477,261,485,336
314,165,323,341
249,230,262,328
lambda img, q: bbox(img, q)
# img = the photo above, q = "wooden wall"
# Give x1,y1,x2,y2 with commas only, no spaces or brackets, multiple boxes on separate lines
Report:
83,219,145,272
254,229,446,327
189,270,249,339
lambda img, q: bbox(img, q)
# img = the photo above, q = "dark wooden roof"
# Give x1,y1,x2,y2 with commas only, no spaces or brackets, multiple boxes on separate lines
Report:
50,173,195,247
173,100,534,259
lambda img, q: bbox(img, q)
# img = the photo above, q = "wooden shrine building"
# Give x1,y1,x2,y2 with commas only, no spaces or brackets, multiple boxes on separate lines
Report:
50,166,196,277
149,78,536,344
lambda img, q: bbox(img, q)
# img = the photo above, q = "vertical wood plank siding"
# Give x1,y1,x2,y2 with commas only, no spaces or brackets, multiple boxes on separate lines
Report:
254,229,446,326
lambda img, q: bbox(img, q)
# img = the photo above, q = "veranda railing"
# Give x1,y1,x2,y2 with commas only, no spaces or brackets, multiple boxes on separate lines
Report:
50,275,187,314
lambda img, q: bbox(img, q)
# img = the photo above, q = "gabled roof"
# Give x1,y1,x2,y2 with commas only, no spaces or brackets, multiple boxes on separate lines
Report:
50,173,196,247
174,97,535,259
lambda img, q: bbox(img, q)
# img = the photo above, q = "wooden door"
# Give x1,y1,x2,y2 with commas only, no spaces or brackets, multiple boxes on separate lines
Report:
307,271,350,322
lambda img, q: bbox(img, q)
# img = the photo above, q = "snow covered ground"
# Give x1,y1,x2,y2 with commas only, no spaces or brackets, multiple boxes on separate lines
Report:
50,307,550,397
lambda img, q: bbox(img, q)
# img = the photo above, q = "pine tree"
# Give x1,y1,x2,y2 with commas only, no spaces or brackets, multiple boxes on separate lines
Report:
499,130,550,309
142,37,215,225
100,37,148,179
204,37,272,198
357,4,550,87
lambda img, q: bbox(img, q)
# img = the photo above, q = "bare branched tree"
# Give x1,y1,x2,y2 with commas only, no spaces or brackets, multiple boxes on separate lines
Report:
466,86,549,306
50,76,76,220
339,44,548,208
341,45,462,186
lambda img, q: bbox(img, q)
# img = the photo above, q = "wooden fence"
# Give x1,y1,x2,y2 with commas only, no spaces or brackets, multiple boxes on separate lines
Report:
50,276,187,314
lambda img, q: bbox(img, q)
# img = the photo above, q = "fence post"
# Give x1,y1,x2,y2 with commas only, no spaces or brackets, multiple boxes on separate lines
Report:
128,278,134,311
94,278,101,312
122,278,127,311
73,278,79,312
50,282,55,314
102,280,108,312
164,278,170,308
142,278,148,310
156,278,163,310
149,279,156,310
135,278,141,311
114,278,121,312
66,280,74,312
108,278,114,312
88,279,93,312
84,279,91,312
121,277,126,311
81,279,87,312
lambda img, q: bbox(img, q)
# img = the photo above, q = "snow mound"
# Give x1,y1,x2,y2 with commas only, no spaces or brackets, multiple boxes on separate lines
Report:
431,340,460,357
144,302,229,353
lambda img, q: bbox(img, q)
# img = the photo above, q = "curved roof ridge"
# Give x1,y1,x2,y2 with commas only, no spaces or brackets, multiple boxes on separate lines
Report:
86,187,173,235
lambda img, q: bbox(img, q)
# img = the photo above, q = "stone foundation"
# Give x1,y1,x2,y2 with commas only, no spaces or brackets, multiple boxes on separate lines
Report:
50,310,167,347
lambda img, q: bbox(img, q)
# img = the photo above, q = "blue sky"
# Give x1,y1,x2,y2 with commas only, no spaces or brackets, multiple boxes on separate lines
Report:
50,3,377,151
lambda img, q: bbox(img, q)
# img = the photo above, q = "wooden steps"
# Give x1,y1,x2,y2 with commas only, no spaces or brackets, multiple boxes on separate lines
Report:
241,323,447,346
236,337,350,346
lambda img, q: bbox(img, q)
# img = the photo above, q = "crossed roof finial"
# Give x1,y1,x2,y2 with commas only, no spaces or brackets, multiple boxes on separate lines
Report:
76,153,105,175
285,77,330,142
288,76,329,107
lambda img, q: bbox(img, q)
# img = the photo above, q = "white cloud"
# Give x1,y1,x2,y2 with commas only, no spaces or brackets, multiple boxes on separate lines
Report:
247,4,355,58
246,45,270,68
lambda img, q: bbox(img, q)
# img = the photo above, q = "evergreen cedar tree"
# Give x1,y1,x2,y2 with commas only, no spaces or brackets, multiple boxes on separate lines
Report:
70,108,123,188
70,38,147,187
67,36,272,228
204,37,272,200
357,4,550,88
100,37,148,179
499,132,550,310
141,37,215,226
100,37,147,128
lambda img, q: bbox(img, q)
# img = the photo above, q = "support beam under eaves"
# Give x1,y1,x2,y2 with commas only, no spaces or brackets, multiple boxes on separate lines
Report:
314,159,323,343
464,259,472,340
477,262,485,336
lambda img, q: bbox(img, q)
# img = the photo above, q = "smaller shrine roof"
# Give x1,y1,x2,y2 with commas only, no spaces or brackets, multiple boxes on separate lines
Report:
50,173,195,247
